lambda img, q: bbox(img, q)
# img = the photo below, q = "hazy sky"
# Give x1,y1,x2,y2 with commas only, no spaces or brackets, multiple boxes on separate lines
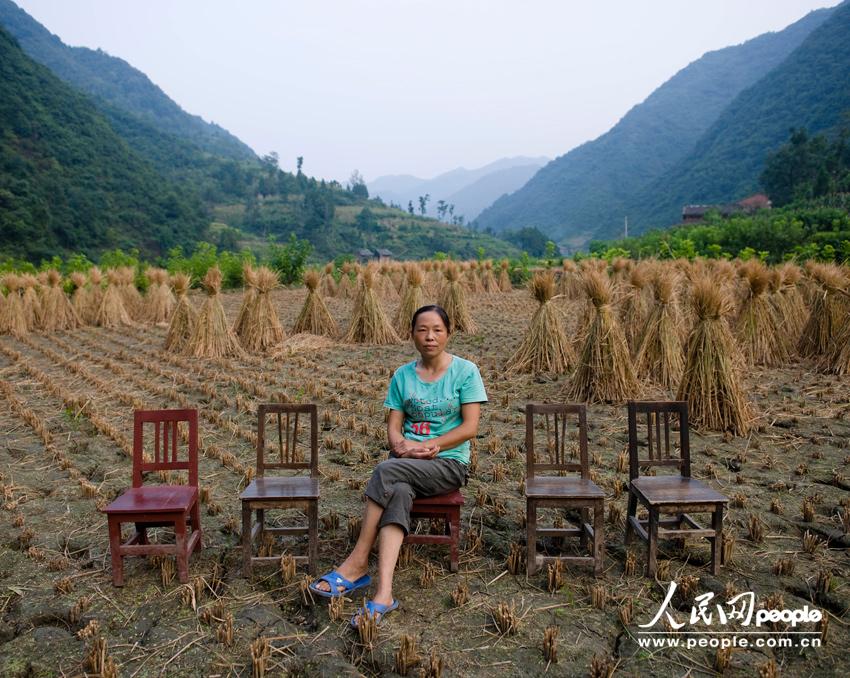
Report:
14,0,837,183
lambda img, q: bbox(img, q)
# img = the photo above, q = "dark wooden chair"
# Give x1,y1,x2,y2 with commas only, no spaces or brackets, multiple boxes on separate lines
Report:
525,403,604,576
240,403,319,577
102,409,202,587
624,401,728,577
403,490,464,573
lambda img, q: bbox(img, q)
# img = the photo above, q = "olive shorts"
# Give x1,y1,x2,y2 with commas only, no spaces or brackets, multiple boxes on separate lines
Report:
364,457,468,535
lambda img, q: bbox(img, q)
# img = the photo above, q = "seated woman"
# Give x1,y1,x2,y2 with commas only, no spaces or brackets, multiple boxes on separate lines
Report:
310,304,487,626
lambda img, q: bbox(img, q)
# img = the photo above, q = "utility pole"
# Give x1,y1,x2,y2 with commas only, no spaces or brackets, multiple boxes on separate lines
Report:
624,216,629,239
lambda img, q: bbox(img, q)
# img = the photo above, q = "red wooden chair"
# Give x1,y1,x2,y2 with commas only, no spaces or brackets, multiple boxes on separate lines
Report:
102,409,201,586
404,490,464,572
240,403,319,577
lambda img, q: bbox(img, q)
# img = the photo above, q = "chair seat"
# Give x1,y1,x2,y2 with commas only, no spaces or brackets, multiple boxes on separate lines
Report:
631,476,728,505
412,489,465,507
526,476,605,499
239,477,319,501
103,486,198,514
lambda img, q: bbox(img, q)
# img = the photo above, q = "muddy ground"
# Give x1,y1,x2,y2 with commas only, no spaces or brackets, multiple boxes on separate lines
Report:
0,287,848,677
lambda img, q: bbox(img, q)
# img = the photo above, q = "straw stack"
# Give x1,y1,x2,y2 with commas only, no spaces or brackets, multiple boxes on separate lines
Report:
70,272,90,325
118,267,143,320
184,267,245,358
87,267,104,324
20,274,42,331
566,268,637,403
736,261,785,366
439,263,476,334
343,266,401,344
164,273,197,352
621,265,652,353
394,264,426,339
337,262,354,299
481,261,499,293
40,270,81,332
293,269,338,337
95,269,134,328
558,259,581,299
798,263,845,359
239,266,284,352
320,262,337,297
0,274,27,337
144,268,176,324
498,259,512,292
634,269,683,389
506,271,575,374
233,264,258,338
677,276,751,434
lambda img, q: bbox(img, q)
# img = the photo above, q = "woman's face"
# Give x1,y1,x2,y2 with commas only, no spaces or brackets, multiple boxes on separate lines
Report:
412,311,450,358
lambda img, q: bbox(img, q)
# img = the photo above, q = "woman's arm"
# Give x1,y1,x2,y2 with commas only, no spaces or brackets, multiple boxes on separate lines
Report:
425,402,481,455
386,409,436,458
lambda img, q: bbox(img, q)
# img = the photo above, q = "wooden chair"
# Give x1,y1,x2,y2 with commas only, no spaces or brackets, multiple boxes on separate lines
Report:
240,403,319,577
403,490,464,572
624,401,728,577
102,409,202,587
525,403,604,576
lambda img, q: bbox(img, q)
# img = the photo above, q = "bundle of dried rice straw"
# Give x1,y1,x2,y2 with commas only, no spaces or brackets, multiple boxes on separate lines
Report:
498,259,512,292
320,262,337,297
239,266,284,352
21,274,42,331
95,269,135,328
481,260,499,293
293,269,338,336
343,266,401,344
439,262,476,334
184,267,245,358
772,263,807,347
621,264,652,353
118,266,144,320
164,273,197,352
87,267,104,324
40,270,81,332
566,268,637,402
464,262,485,294
394,264,426,339
233,264,258,338
337,262,355,299
633,269,684,389
506,270,574,374
558,259,581,299
736,260,786,366
677,276,751,434
0,274,27,337
797,263,845,359
144,267,176,324
69,272,90,325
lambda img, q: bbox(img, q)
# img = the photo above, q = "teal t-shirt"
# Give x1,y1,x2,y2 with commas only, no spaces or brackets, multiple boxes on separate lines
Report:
383,354,488,464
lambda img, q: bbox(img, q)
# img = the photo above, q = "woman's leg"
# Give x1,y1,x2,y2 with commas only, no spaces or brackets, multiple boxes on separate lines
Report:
313,497,383,594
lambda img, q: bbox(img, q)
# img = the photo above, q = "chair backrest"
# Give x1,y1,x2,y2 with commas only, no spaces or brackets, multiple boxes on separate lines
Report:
256,403,318,478
525,403,588,479
133,409,198,487
626,400,690,480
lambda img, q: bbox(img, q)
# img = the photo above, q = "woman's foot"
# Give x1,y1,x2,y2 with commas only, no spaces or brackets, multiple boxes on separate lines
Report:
313,558,369,595
351,591,395,625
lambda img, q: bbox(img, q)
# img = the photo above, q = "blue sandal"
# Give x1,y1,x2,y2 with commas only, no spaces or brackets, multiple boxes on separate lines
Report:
309,570,371,599
350,598,400,628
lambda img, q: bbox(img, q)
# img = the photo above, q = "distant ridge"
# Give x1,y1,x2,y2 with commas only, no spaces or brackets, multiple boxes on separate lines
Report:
473,6,834,246
0,0,255,161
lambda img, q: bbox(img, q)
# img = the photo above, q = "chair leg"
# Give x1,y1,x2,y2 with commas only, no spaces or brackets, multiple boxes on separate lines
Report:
527,500,537,576
108,516,124,587
647,506,658,578
307,500,318,576
191,499,203,552
712,504,723,574
175,515,189,584
241,502,253,578
134,523,148,545
593,500,604,577
256,509,265,544
624,491,637,545
449,508,460,573
579,508,589,550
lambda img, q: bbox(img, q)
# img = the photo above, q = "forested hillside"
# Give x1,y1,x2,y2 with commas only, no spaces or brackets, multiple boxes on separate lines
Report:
0,0,254,161
473,6,833,246
0,26,207,261
629,0,850,230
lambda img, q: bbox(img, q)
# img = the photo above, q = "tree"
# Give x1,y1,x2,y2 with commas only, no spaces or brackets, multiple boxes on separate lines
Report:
436,200,448,221
418,194,430,216
407,200,415,215
349,170,369,199
296,156,304,175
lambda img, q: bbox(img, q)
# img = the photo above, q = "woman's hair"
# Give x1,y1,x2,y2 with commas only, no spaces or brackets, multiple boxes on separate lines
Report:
410,304,451,334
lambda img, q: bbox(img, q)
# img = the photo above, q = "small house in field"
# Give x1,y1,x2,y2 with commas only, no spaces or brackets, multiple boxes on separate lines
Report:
356,248,375,263
376,248,393,261
682,193,772,223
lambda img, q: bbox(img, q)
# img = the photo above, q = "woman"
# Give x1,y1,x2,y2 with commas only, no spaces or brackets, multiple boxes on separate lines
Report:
310,304,487,626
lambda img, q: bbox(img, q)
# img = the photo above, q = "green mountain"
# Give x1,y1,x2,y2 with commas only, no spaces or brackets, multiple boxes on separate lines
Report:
629,0,850,229
0,0,255,161
473,6,834,247
0,26,207,261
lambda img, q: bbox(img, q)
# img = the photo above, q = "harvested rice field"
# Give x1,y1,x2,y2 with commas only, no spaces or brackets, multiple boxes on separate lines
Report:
1,268,850,677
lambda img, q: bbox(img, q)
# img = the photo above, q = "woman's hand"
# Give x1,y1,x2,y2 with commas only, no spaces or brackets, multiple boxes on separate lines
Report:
391,438,439,459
